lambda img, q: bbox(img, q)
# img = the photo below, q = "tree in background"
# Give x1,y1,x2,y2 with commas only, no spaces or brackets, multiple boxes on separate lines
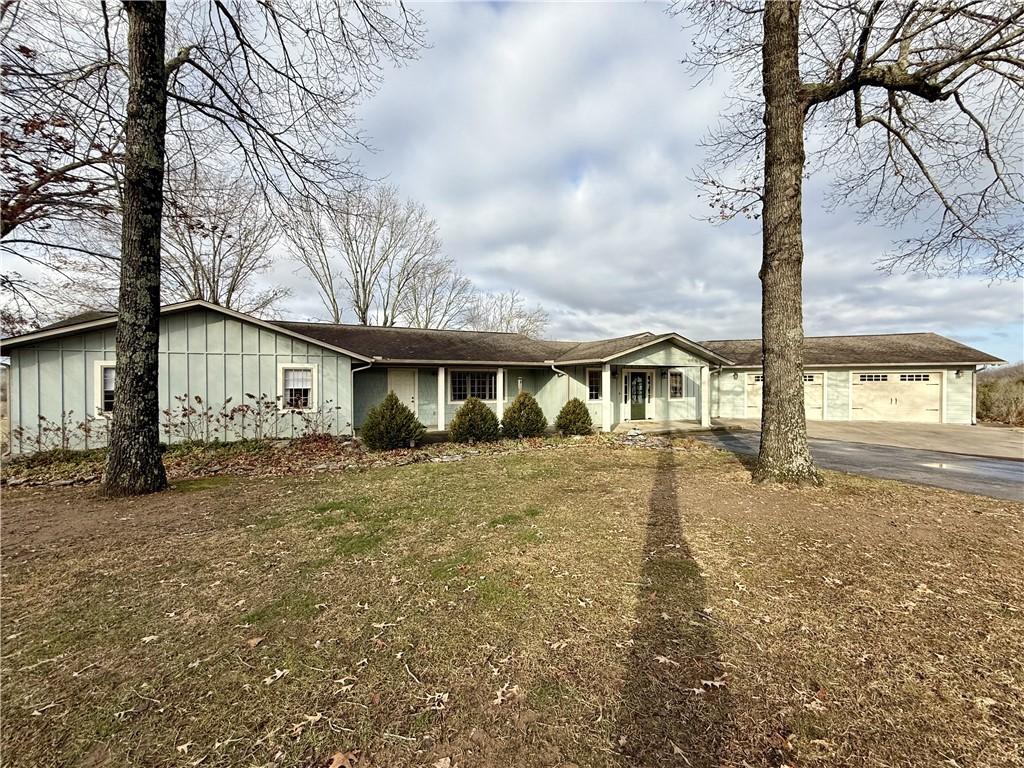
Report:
401,259,475,330
679,0,1023,485
161,171,286,316
16,167,290,319
288,184,445,326
2,0,424,493
465,289,549,338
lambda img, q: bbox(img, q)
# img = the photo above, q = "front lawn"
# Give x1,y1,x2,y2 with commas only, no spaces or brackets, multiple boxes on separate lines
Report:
1,442,1021,767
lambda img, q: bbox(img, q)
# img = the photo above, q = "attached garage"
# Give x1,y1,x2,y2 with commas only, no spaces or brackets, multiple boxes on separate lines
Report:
705,332,1005,425
745,371,824,420
851,371,942,423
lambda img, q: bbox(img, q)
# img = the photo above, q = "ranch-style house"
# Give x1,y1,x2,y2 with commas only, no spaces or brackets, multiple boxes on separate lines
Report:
0,300,1004,453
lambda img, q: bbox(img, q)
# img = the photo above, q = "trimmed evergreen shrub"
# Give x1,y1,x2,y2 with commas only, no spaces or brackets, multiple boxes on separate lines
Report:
360,391,426,451
501,391,547,438
555,397,593,435
448,397,500,443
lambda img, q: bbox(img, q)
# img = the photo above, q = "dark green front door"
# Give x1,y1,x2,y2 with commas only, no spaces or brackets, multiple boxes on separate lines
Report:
629,371,647,420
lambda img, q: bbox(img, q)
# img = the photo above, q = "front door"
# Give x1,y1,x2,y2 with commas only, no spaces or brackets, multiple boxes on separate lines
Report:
388,369,417,416
629,371,647,420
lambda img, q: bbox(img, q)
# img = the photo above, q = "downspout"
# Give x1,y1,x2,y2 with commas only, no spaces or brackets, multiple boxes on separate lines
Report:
547,361,569,404
544,364,569,399
350,360,374,437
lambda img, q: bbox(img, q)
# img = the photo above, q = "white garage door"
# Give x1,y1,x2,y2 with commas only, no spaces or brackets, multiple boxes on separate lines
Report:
851,371,942,423
746,372,824,420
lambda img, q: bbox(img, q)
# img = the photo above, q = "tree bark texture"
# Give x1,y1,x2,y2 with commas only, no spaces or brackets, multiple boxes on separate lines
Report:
103,0,169,495
753,0,823,486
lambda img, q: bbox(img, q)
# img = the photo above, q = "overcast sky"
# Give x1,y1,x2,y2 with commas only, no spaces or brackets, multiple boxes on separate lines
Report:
269,1,1024,363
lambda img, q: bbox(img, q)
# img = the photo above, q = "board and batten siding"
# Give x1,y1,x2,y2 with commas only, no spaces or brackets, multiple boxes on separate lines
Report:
710,365,977,424
8,308,354,453
943,368,975,425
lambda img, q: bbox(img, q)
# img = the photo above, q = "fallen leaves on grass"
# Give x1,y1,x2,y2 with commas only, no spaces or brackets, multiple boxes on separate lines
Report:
326,750,359,768
262,668,288,685
493,681,521,706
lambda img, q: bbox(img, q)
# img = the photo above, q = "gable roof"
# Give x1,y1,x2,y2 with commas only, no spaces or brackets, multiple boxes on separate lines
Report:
0,300,373,361
272,321,570,364
2,301,1003,369
701,333,1005,367
270,323,733,365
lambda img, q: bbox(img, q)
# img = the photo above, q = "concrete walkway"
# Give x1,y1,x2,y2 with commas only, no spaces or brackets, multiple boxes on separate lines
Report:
714,419,1024,461
698,431,1024,502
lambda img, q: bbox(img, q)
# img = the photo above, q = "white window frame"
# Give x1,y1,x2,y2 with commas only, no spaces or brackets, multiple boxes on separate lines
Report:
586,367,602,401
277,363,318,412
668,368,689,400
448,368,498,404
94,360,117,416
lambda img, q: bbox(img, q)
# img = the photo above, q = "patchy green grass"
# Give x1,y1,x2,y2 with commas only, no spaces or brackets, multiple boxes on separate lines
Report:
1,443,1021,768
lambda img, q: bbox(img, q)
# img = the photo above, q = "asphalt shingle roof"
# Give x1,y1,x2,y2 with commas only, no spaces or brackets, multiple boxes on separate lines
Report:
5,301,1005,368
700,333,1005,367
272,321,574,363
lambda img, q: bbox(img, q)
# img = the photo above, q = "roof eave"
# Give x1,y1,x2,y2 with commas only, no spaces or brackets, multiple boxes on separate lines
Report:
0,299,373,362
717,359,1006,369
580,333,735,366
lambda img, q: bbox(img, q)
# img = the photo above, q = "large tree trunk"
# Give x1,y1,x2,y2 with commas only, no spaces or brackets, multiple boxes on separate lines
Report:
103,1,169,496
753,0,823,486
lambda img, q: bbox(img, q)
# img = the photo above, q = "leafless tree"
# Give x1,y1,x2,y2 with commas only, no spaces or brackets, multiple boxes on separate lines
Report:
2,0,424,493
678,0,1024,485
400,258,474,329
6,170,286,319
288,184,444,326
104,0,169,495
0,2,123,248
162,171,286,316
465,289,549,338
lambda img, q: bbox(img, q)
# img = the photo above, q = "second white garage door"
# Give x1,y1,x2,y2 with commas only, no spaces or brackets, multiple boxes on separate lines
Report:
851,371,942,423
746,372,824,420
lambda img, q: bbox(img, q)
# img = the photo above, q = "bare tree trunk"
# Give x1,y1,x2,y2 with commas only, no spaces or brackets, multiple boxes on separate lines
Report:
103,0,168,496
753,0,822,486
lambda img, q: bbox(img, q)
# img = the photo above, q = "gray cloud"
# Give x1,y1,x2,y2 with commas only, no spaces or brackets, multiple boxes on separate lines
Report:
270,1,1023,362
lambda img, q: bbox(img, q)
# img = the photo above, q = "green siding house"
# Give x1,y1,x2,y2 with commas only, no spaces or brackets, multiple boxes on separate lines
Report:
0,300,1004,453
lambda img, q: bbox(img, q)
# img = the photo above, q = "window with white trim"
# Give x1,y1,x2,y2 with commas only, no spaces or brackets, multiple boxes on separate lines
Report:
587,369,602,401
669,371,685,399
99,364,116,413
451,370,496,401
281,366,314,409
899,373,930,382
858,373,888,382
803,374,817,382
753,374,764,383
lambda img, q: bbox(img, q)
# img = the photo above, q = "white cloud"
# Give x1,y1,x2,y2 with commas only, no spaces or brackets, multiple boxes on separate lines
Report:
265,1,1023,361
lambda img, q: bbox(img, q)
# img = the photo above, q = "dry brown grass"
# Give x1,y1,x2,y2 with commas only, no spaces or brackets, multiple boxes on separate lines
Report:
1,441,1021,767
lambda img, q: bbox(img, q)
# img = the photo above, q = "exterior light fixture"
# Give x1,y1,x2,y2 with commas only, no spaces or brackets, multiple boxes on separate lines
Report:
733,372,739,379
955,369,963,378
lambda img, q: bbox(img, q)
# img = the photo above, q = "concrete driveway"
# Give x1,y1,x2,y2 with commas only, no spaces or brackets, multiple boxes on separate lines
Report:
715,419,1024,461
698,430,1024,502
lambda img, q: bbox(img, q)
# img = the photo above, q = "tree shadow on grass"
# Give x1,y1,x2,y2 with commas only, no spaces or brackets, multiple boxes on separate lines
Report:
614,449,731,767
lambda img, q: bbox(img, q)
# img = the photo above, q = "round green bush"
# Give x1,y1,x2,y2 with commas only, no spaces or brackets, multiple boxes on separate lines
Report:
501,391,547,438
360,391,426,451
555,397,593,435
448,397,500,443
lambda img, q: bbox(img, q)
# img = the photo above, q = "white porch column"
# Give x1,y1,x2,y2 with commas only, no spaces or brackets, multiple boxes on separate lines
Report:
496,367,505,421
437,366,445,431
601,363,612,432
700,365,711,428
